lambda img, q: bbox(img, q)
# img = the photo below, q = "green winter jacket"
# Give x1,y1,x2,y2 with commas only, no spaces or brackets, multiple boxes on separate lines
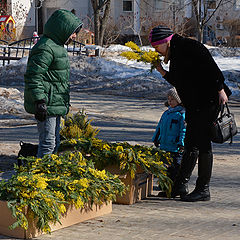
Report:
24,9,82,116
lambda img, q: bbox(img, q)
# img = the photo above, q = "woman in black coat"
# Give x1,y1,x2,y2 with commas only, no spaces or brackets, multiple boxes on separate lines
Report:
149,25,230,202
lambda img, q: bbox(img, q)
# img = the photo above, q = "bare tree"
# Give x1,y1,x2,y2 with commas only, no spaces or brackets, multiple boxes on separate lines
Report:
90,0,111,46
191,0,234,42
139,0,235,43
103,16,125,46
223,18,240,46
90,0,237,46
119,15,150,46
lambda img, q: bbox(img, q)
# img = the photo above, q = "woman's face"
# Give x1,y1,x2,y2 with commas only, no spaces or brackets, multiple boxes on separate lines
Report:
154,42,169,56
168,96,179,108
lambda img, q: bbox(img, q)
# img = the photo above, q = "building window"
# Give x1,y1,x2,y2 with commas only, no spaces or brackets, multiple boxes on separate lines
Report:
236,0,240,9
179,0,184,8
0,0,7,15
123,1,133,12
155,0,164,11
155,0,183,11
207,0,216,9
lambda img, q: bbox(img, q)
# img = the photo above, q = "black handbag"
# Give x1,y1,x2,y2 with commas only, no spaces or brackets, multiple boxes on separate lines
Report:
211,103,238,144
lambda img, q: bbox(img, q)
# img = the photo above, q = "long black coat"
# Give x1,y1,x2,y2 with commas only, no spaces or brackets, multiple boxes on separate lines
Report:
164,34,229,111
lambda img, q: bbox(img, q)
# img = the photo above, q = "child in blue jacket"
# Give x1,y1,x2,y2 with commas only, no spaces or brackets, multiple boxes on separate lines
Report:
152,88,186,195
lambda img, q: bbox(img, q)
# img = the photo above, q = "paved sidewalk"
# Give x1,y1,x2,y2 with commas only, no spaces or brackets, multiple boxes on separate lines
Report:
0,93,240,240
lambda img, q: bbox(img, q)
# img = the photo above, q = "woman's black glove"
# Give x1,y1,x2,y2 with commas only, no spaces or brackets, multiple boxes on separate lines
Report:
35,99,47,122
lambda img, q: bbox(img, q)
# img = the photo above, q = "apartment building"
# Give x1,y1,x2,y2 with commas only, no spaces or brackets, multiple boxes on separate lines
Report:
112,0,240,45
1,0,239,45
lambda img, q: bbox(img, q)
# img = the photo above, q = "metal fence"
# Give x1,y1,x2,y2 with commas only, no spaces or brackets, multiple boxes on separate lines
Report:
0,37,86,66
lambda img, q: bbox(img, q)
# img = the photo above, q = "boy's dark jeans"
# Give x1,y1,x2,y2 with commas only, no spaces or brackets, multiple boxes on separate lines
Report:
168,152,182,182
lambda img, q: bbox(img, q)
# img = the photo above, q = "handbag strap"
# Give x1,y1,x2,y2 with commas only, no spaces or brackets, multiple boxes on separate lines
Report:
219,102,231,118
219,104,224,118
228,103,234,144
226,103,234,144
220,103,234,144
225,102,231,115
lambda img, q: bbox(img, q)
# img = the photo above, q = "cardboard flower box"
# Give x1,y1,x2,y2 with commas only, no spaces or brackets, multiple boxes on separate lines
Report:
105,165,153,205
0,200,112,239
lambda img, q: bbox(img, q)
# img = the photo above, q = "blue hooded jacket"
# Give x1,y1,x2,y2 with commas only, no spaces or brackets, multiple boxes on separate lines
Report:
152,105,186,152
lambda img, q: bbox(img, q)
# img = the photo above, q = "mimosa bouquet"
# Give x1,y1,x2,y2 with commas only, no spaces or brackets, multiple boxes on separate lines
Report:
120,41,161,72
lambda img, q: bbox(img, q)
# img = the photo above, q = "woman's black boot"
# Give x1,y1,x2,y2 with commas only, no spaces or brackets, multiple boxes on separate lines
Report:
180,186,210,202
181,152,213,202
171,150,199,198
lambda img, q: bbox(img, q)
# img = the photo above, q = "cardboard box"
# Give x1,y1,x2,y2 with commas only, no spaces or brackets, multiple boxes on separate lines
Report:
0,200,112,239
105,165,153,205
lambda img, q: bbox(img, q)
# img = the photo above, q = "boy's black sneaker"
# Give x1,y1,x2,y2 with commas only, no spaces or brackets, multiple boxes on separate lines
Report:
171,183,189,198
157,191,167,197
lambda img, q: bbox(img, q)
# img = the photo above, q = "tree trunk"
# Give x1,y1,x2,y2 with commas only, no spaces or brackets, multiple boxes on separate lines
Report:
91,0,99,45
91,0,111,46
199,27,203,43
191,0,226,43
192,0,201,41
94,10,100,45
99,0,111,46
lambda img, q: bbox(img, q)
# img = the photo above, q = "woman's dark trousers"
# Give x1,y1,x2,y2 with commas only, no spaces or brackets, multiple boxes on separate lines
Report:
172,104,219,201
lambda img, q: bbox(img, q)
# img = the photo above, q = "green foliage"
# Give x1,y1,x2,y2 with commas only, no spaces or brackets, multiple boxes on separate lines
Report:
0,110,173,234
60,109,99,140
0,152,125,233
59,111,173,197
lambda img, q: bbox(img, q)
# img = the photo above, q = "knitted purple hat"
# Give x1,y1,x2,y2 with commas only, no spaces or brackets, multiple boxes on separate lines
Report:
149,25,174,46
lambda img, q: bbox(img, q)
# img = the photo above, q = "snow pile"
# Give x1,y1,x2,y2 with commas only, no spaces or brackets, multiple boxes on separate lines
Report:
70,55,170,98
0,87,34,126
0,87,25,116
207,46,240,57
104,44,129,52
69,45,240,98
0,57,27,86
205,45,240,96
0,44,239,120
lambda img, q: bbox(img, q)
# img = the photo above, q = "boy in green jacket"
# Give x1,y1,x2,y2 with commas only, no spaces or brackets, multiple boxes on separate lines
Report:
24,9,83,158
